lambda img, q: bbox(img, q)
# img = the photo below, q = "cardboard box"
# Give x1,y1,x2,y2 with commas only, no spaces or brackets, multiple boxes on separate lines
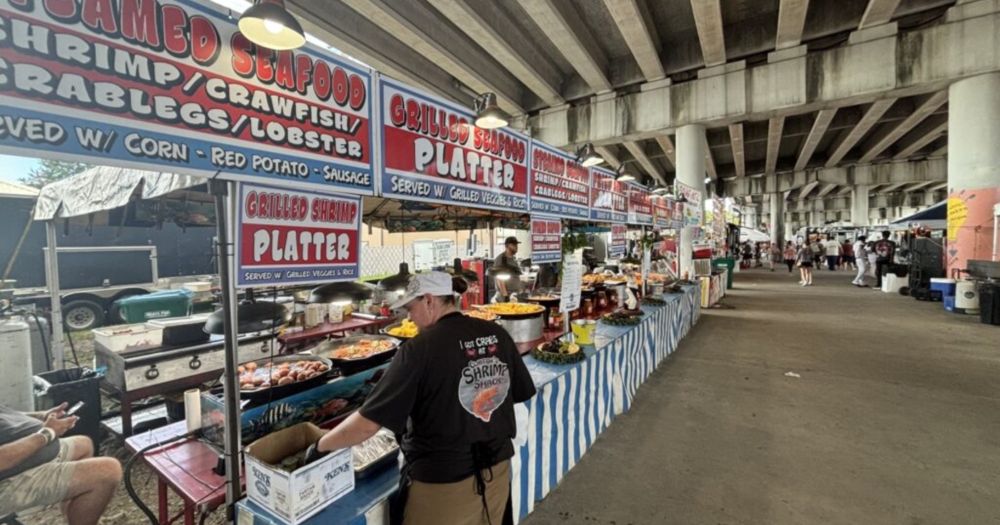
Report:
245,423,354,524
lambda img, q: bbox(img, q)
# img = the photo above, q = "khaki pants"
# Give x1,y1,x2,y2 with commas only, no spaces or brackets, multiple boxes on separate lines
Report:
403,460,510,525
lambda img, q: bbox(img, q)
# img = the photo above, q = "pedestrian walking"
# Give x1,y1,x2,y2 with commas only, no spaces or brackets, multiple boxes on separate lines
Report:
797,241,814,286
823,235,841,271
783,242,797,273
769,242,782,272
841,238,855,270
852,235,869,287
810,239,823,270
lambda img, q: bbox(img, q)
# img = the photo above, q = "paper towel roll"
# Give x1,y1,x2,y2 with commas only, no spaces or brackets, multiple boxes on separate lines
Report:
184,389,202,433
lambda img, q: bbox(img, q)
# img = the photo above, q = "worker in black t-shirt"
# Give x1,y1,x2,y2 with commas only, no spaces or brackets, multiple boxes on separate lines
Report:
316,272,537,525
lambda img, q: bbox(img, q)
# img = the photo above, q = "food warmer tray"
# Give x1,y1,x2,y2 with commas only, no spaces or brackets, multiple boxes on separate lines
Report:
95,333,279,392
238,354,333,403
312,334,402,375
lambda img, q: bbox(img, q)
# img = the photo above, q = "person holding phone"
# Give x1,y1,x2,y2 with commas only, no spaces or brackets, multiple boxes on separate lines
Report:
0,402,122,525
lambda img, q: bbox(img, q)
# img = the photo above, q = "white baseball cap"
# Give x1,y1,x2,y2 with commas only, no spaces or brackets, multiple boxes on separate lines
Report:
390,272,454,309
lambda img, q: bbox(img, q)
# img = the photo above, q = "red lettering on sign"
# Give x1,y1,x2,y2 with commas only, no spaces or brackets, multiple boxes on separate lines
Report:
43,0,78,21
81,0,118,35
161,4,187,57
120,0,161,48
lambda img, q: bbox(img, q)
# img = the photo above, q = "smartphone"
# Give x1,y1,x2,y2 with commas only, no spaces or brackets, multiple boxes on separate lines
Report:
65,401,84,416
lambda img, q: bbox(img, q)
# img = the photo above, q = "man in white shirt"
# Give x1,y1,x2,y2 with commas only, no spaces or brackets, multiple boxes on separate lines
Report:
852,236,869,287
823,236,842,271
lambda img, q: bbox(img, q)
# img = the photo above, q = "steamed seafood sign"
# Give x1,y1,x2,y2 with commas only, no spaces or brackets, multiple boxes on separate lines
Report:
625,182,654,226
380,78,529,212
652,196,673,229
530,215,562,263
0,0,375,194
529,141,590,219
236,182,361,287
589,167,628,223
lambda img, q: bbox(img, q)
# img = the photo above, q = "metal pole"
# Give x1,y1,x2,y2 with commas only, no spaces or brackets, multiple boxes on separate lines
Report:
211,179,243,513
44,221,65,369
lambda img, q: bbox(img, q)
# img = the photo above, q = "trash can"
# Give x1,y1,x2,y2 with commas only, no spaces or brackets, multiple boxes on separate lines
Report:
712,257,735,289
34,368,103,454
114,289,193,323
979,282,1000,326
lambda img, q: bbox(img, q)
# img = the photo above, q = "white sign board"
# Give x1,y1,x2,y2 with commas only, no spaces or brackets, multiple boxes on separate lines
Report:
559,250,583,312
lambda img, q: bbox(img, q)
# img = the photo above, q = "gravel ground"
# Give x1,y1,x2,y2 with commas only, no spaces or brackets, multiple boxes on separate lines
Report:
20,333,229,525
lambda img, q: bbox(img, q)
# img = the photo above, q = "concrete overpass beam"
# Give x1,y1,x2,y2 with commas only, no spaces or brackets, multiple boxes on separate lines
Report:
859,0,902,28
729,123,745,178
794,109,837,170
766,117,784,175
341,0,526,113
655,135,677,168
825,99,896,167
428,0,564,106
859,92,948,162
892,119,948,160
604,0,665,81
518,0,611,93
775,0,810,50
691,0,726,67
623,141,665,185
852,184,871,226
594,146,622,170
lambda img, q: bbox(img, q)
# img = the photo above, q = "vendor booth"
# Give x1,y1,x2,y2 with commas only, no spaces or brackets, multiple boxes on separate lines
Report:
0,1,707,524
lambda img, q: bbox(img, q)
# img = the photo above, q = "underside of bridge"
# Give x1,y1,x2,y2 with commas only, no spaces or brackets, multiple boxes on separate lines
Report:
291,0,999,235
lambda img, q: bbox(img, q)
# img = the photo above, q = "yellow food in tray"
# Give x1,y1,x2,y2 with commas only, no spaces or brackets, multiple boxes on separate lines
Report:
463,309,499,321
480,303,545,316
386,319,418,338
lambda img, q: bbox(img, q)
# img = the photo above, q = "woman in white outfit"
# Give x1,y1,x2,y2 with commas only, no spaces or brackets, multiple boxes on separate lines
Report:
852,235,869,287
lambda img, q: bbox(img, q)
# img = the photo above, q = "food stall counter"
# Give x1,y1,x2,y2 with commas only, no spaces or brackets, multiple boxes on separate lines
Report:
237,284,701,525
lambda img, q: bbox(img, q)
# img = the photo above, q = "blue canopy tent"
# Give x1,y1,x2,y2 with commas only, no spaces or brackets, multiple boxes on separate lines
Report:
891,201,946,230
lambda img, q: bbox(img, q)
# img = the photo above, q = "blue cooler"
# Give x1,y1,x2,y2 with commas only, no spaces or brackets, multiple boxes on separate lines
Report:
944,295,957,312
930,278,956,304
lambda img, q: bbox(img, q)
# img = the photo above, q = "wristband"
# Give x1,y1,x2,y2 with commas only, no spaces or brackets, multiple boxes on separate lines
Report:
37,427,56,444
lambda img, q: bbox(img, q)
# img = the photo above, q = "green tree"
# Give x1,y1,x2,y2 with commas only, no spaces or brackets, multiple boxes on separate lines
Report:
19,160,91,188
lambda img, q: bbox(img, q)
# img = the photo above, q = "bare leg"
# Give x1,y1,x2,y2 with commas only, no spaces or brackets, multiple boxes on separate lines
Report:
62,457,122,525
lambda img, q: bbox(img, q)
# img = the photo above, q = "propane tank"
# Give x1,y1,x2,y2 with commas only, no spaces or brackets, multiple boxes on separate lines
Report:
0,316,35,411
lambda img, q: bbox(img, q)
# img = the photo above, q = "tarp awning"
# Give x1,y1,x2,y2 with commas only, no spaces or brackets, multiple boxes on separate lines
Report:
34,166,204,220
739,227,770,243
890,201,946,229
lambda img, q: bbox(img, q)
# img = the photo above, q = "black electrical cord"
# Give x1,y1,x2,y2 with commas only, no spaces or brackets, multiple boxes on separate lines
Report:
63,323,81,368
27,312,52,372
124,430,202,524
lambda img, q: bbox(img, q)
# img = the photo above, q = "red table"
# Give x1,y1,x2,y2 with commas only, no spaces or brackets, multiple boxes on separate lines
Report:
278,316,394,351
125,422,235,525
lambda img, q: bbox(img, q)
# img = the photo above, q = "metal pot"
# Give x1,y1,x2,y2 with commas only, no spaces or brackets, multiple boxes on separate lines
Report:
495,315,544,344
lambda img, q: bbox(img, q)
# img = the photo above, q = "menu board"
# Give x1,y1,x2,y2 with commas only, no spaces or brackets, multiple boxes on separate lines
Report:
652,195,673,230
235,182,361,287
626,183,654,226
529,141,590,219
609,224,627,257
380,78,530,212
0,0,375,194
590,167,628,223
559,251,583,313
676,181,703,227
530,216,563,263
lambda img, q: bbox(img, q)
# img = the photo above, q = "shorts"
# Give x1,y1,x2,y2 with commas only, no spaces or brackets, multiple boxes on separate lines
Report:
404,460,510,525
799,261,813,268
0,439,77,516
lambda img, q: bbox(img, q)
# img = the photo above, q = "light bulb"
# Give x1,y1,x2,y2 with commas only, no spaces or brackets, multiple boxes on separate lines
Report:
264,19,284,34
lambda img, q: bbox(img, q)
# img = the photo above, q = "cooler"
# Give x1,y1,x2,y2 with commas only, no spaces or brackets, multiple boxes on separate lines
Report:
114,290,193,323
930,278,956,303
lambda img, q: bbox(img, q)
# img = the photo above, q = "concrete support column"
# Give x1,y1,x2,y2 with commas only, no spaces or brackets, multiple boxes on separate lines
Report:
677,124,706,278
769,194,782,244
851,184,870,227
948,72,1000,271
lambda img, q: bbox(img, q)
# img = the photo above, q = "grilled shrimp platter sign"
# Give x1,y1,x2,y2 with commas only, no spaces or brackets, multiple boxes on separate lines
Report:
236,182,362,287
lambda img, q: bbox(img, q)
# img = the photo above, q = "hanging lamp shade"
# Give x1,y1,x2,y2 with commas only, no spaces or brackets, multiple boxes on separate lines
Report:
204,301,290,335
576,143,604,167
378,263,412,293
615,165,636,182
474,93,510,129
308,281,375,304
238,0,306,51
